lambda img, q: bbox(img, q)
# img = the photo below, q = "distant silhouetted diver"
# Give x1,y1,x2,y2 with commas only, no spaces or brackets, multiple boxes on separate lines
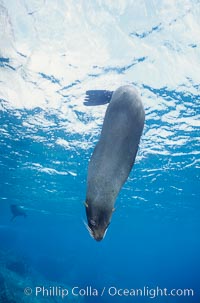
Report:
10,204,27,221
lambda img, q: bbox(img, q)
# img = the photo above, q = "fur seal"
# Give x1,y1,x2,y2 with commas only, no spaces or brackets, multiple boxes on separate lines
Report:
85,85,145,241
10,204,27,221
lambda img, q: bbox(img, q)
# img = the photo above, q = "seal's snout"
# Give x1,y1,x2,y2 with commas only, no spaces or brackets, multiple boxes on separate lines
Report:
84,219,108,241
94,234,104,242
85,202,111,241
92,228,108,242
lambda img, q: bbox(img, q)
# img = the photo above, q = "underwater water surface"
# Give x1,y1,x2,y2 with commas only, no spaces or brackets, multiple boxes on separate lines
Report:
0,0,200,302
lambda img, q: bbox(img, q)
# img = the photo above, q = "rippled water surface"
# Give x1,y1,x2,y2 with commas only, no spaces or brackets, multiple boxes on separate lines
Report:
0,1,200,302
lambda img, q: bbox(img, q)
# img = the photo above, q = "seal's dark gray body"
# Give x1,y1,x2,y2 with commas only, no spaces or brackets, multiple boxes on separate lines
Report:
85,85,145,241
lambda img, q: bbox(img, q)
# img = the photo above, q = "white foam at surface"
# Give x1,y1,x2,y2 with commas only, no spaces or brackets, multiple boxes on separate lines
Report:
0,0,199,154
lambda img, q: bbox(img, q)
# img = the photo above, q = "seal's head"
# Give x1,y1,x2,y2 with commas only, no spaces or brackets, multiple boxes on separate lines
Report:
85,201,113,241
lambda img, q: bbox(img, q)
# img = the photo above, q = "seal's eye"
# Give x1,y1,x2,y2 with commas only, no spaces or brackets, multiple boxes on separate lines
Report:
90,219,96,227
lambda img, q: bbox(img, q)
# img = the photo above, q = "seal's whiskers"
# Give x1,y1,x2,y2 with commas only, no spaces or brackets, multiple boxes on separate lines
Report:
83,220,95,239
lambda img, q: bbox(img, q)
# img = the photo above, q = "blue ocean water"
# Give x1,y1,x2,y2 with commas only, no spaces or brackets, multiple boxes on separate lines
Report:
0,1,200,302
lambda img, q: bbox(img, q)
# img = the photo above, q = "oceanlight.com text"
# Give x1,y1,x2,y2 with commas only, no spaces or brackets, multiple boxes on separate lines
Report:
24,285,195,299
